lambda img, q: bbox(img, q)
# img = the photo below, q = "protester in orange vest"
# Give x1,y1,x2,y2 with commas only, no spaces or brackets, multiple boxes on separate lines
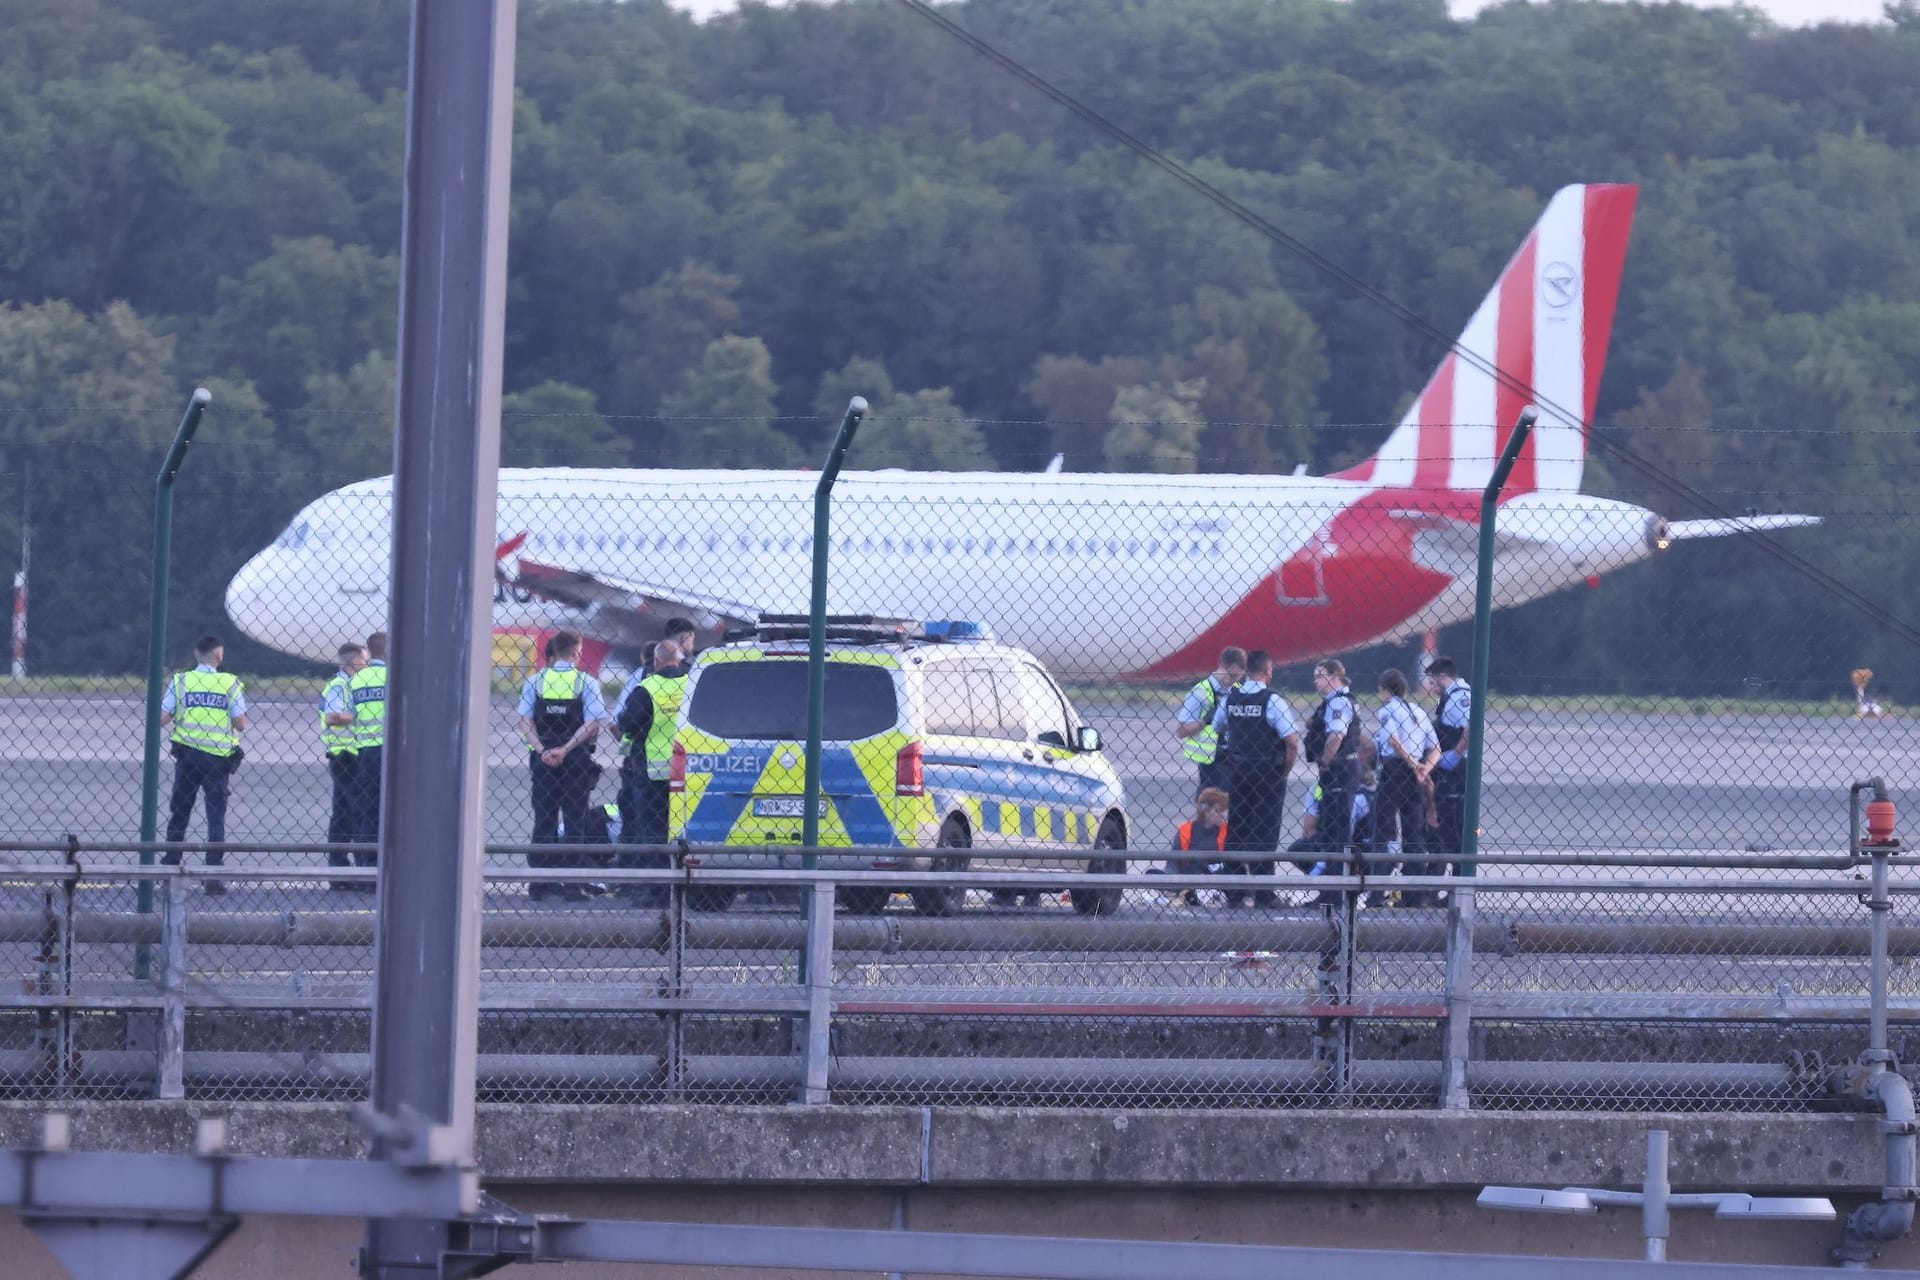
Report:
1169,787,1229,907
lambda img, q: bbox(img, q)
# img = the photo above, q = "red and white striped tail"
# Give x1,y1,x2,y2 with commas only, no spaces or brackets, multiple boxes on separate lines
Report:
1335,183,1638,495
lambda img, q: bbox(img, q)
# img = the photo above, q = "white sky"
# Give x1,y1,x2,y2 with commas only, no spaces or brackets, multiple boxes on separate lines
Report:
668,0,1891,26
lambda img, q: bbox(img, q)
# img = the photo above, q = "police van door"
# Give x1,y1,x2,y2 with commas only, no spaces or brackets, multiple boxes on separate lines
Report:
1010,663,1098,853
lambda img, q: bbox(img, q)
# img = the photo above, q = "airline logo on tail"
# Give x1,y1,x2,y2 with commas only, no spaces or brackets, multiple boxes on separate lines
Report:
1334,183,1638,495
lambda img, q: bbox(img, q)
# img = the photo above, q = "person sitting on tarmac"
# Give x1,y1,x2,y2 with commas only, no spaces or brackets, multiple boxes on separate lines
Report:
1166,787,1229,907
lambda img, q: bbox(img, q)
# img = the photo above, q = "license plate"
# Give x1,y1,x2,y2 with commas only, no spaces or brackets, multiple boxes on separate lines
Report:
753,795,829,818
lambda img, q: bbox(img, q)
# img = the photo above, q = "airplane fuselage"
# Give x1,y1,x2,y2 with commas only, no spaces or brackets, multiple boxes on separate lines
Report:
227,467,1666,678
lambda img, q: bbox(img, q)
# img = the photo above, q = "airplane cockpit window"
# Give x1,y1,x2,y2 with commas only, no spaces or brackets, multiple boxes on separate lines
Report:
274,520,310,550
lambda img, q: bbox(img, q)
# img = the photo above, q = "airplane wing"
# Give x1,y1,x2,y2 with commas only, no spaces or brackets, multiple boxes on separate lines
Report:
1660,514,1823,543
512,558,760,650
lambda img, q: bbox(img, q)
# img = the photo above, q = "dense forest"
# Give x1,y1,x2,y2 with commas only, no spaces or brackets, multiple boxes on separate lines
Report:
2,0,1918,695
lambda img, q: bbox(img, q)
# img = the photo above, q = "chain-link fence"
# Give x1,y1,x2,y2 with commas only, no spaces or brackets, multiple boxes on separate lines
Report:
0,850,1908,1112
1,415,1916,1110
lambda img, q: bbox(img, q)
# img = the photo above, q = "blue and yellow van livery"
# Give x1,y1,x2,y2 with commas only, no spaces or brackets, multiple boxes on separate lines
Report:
668,622,1129,915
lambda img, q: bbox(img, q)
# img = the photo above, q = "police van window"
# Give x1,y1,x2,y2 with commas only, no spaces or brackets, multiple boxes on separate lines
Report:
919,662,975,737
1017,665,1071,744
970,667,1025,742
685,661,899,741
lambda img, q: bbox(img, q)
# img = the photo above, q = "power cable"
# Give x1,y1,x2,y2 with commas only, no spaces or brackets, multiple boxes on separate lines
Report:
890,0,1920,649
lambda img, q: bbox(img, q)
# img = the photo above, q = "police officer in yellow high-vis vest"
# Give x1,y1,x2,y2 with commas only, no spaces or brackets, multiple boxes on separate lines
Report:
612,638,688,906
1175,646,1245,797
159,634,248,894
518,629,604,902
345,630,388,889
321,641,367,887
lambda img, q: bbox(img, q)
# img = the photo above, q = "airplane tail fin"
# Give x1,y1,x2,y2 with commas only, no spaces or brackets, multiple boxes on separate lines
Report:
1334,183,1638,495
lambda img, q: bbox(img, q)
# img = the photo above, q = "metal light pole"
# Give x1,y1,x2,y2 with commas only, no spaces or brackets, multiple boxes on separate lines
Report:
1461,405,1536,873
12,457,28,680
137,388,211,977
801,396,868,858
360,0,515,1273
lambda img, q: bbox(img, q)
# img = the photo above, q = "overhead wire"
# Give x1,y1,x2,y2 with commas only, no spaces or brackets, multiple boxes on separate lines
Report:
889,0,1920,649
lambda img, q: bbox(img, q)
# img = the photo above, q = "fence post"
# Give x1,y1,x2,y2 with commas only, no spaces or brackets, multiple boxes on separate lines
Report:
1442,406,1537,1111
1441,887,1476,1110
157,874,188,1100
801,880,837,1105
664,877,686,1096
137,387,212,983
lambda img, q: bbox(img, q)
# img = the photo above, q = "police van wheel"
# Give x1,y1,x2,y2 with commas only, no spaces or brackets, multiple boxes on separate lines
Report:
912,818,970,917
1071,817,1127,916
840,887,890,915
687,886,737,913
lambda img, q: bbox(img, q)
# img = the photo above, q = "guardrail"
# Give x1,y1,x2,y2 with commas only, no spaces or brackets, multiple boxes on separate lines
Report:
0,841,1911,1112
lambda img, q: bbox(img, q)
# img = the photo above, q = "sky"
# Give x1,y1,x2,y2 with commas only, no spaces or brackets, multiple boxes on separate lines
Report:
667,0,1892,25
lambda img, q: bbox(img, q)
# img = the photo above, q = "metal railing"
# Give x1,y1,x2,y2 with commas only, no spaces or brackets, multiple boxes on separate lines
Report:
0,838,1912,1113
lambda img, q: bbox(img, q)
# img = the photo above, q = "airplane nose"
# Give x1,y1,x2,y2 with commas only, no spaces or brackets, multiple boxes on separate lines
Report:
224,551,275,644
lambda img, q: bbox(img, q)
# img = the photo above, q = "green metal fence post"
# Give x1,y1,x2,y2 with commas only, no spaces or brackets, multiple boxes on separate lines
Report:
1461,405,1535,875
137,388,212,977
802,396,868,858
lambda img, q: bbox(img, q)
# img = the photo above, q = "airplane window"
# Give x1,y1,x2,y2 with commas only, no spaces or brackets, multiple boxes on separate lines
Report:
962,538,975,553
1045,539,1057,555
596,535,607,550
943,538,956,553
677,535,688,551
882,537,896,554
1147,539,1160,556
1125,539,1138,556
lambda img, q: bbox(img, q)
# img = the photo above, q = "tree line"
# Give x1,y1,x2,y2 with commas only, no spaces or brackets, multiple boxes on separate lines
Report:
1,0,1918,696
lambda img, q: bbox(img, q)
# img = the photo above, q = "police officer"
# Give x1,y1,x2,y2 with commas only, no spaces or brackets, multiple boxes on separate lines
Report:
1428,655,1472,887
612,617,698,829
1303,658,1361,867
345,631,388,889
320,642,367,887
518,629,604,902
160,633,248,894
1372,667,1440,907
1175,646,1245,796
1209,650,1300,908
614,639,689,907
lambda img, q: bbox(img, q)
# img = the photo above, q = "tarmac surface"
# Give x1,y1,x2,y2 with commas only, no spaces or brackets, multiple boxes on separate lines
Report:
0,690,1915,861
0,693,1915,1096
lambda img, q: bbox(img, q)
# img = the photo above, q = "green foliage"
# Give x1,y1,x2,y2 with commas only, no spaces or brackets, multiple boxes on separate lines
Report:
1103,380,1206,474
812,356,896,449
849,388,994,472
657,335,799,468
502,381,626,468
0,0,1916,690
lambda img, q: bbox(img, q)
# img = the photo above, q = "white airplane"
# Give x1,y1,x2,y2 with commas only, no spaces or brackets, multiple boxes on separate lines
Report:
227,183,1818,680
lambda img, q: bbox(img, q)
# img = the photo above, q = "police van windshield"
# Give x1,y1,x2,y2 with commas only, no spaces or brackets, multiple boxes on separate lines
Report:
686,660,899,741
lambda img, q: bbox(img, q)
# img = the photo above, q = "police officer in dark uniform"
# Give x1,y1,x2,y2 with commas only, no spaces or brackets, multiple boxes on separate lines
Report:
1428,655,1472,883
1303,658,1360,868
517,629,604,901
613,638,689,906
1209,650,1300,908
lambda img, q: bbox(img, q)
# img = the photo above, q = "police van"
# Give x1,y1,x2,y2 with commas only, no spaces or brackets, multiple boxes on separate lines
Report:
668,617,1130,915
